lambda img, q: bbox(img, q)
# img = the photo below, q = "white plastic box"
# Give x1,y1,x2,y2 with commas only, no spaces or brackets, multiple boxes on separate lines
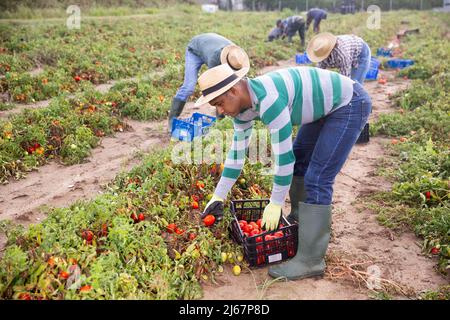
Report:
201,4,218,13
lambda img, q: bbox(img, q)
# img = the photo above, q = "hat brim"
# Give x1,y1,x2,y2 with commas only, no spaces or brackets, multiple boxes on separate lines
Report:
220,44,250,69
306,33,337,63
195,66,249,107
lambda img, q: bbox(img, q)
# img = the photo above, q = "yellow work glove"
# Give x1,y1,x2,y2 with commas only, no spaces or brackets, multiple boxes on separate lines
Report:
262,202,282,231
201,194,224,220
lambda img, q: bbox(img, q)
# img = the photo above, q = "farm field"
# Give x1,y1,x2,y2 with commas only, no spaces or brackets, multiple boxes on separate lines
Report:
0,5,449,301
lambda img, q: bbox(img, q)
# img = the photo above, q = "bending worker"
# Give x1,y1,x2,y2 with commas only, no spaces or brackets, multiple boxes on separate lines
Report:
307,32,372,84
168,33,249,133
200,63,371,280
306,8,327,33
268,16,306,47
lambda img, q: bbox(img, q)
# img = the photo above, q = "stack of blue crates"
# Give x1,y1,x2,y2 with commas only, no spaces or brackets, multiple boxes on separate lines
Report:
386,59,414,69
295,52,312,65
365,56,380,81
171,112,216,142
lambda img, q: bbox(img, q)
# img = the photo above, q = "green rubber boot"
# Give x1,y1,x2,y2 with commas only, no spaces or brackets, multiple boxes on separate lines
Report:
168,98,186,134
268,202,332,280
286,176,306,224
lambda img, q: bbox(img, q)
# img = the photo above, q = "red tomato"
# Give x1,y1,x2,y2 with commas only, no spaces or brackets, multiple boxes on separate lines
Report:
189,233,197,241
59,271,70,280
80,285,92,292
167,223,177,233
18,293,32,300
203,214,216,227
238,220,248,226
257,255,265,265
244,224,254,233
192,201,199,209
130,213,139,223
274,231,284,239
81,230,94,241
249,222,258,229
256,236,263,243
175,228,184,235
238,222,245,230
250,229,260,237
192,195,200,202
265,235,275,241
425,191,431,200
431,247,440,255
196,181,205,190
256,219,262,228
138,213,145,222
74,75,81,82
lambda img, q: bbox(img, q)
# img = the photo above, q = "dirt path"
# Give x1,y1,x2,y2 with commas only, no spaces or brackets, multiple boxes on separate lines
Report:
0,119,165,222
1,58,446,299
201,63,448,300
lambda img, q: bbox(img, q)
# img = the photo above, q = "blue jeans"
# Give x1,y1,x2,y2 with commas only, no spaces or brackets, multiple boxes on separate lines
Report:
292,82,372,205
175,48,204,102
351,42,371,84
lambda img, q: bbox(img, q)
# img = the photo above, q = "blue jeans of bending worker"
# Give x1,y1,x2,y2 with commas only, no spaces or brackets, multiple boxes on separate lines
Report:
286,22,306,46
292,82,372,205
351,42,371,84
174,48,204,102
306,16,323,33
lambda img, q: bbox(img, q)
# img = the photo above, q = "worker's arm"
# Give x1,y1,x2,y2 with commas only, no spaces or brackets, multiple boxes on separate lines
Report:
208,118,254,201
257,75,295,230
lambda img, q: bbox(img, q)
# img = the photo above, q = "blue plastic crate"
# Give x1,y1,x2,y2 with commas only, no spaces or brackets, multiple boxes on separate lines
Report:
295,52,312,65
365,56,380,81
386,59,414,69
171,112,216,142
376,47,393,57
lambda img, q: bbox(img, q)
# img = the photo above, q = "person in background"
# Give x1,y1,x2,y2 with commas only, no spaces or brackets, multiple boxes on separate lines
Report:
306,8,328,33
307,32,371,84
268,16,305,47
168,33,249,133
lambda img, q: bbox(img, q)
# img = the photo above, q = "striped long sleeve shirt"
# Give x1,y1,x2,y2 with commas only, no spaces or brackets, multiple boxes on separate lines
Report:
214,67,355,205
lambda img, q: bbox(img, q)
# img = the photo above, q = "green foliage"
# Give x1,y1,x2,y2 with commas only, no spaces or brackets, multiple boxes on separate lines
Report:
370,18,450,275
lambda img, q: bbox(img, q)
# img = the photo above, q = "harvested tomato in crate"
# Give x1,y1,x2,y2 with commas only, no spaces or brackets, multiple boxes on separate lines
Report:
229,199,298,267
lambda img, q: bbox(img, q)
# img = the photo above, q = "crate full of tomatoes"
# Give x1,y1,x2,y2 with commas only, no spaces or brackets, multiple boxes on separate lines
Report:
230,199,298,267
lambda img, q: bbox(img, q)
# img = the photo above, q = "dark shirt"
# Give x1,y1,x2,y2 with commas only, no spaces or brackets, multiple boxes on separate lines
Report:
307,8,327,20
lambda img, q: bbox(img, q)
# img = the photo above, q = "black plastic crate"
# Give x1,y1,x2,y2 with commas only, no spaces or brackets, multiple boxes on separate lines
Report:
356,123,370,144
230,199,298,268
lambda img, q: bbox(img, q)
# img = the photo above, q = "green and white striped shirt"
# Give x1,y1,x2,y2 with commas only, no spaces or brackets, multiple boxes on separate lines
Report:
214,67,355,205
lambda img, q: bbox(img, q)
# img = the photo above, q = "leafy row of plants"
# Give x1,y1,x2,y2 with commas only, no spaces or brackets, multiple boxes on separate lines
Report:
0,118,273,299
369,15,450,276
0,10,409,183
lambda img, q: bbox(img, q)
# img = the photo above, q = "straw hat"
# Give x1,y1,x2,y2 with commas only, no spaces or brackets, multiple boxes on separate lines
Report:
195,63,249,107
220,44,250,77
306,32,338,63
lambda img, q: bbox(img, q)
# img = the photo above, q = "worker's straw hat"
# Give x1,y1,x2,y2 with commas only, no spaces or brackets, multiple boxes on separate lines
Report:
306,32,338,63
195,63,249,107
220,44,250,77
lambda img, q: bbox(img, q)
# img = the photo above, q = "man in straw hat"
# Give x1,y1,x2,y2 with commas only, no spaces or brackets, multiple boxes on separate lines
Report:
199,64,371,280
306,8,328,34
268,16,306,47
168,33,249,133
307,33,371,84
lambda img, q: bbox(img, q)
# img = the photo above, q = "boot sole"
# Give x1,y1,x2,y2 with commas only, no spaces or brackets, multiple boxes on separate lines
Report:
269,270,325,281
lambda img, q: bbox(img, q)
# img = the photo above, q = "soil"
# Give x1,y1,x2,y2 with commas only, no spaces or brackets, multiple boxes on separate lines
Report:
0,58,447,299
